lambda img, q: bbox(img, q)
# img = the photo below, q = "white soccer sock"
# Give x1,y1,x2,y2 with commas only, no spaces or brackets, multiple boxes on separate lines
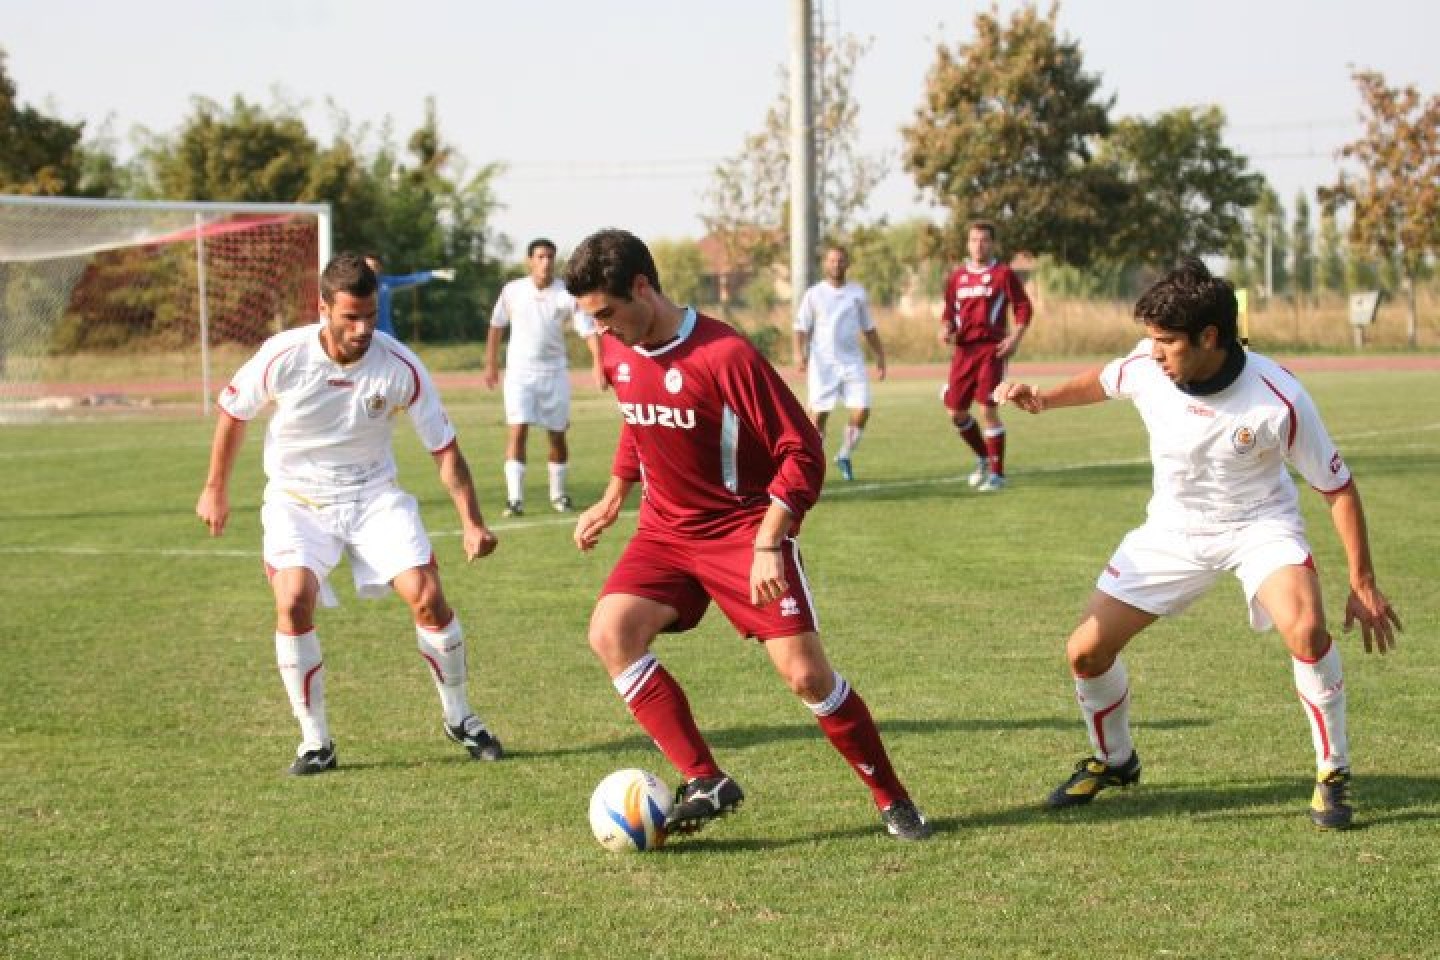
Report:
803,671,851,716
275,630,329,752
503,459,525,505
548,461,568,501
1075,660,1133,766
1293,642,1349,772
417,616,474,726
838,426,864,459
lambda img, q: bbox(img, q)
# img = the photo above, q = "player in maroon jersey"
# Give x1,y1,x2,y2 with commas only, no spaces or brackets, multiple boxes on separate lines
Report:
562,229,930,842
939,220,1034,492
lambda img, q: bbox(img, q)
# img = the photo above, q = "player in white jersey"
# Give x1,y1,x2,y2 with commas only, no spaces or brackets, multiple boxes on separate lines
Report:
994,257,1400,829
793,245,886,482
484,238,606,516
196,253,505,775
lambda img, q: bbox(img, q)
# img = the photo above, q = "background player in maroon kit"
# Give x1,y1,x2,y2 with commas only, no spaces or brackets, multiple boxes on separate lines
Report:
563,228,930,842
939,220,1033,492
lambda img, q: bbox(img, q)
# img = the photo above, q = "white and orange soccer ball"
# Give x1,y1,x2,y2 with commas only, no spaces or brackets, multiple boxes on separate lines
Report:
588,768,674,852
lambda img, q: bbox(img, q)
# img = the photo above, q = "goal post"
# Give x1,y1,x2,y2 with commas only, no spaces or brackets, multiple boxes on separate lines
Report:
0,196,331,419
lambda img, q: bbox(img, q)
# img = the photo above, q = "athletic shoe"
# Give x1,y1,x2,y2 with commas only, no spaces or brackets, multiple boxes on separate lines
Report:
967,457,989,488
976,473,1007,493
880,799,933,841
835,455,855,482
550,494,574,513
502,500,524,518
287,741,337,776
666,774,745,834
444,716,504,761
1309,768,1354,830
1045,751,1142,808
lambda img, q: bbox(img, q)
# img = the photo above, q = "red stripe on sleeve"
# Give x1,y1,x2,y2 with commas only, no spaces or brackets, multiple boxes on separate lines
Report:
1259,375,1297,449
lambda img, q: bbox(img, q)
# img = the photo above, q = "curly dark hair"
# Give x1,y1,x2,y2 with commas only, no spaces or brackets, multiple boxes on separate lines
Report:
321,252,378,304
1133,256,1238,347
563,229,662,299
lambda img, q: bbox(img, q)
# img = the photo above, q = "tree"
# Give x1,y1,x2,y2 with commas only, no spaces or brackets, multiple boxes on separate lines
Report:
1099,106,1262,264
1291,191,1315,298
0,48,87,195
702,33,886,273
137,96,319,202
1317,208,1346,293
1321,69,1440,347
901,4,1119,265
649,239,707,307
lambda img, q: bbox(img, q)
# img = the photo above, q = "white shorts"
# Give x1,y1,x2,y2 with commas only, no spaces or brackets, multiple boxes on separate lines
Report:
1097,519,1313,631
807,360,870,414
261,487,434,608
504,369,571,431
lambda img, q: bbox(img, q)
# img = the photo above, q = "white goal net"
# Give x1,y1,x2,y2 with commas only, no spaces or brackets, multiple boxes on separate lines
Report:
0,196,331,419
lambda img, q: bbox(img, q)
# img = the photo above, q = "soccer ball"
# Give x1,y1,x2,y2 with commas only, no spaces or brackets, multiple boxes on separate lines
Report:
588,768,674,852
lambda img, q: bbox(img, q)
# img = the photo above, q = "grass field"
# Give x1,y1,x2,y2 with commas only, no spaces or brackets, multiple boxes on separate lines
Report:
2,368,1437,959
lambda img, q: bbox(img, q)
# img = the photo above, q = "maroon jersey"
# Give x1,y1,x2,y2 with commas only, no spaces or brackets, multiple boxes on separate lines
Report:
941,259,1033,345
603,309,824,540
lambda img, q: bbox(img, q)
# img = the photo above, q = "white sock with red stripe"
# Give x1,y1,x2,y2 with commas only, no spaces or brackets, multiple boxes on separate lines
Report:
1293,642,1348,773
275,630,328,752
838,425,864,459
1074,659,1133,767
417,616,473,726
503,459,525,505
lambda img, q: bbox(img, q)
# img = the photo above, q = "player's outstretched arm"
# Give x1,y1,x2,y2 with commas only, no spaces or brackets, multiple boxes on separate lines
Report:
574,476,633,551
1326,483,1402,654
432,443,497,561
482,323,503,390
196,413,247,537
994,368,1107,414
585,334,608,391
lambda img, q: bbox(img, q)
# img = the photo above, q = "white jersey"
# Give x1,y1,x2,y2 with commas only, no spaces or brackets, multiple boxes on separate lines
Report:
218,324,456,505
1100,340,1351,533
794,281,874,368
490,277,596,373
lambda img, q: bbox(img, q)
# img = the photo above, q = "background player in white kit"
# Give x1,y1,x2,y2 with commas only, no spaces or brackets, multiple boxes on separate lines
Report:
196,253,504,775
484,238,605,516
995,257,1400,829
793,245,886,482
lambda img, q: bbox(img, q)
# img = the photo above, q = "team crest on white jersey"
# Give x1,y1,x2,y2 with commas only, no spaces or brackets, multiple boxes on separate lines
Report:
364,391,387,418
615,362,632,384
664,368,684,394
1231,425,1256,453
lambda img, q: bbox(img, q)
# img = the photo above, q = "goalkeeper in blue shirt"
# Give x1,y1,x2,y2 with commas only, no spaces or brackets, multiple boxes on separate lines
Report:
364,254,455,338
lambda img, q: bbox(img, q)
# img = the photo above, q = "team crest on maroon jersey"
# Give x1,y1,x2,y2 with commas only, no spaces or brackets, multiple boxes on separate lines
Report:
1231,425,1256,453
364,391,387,418
663,368,684,394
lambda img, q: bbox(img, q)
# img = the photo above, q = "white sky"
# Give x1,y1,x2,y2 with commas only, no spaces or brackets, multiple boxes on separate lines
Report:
3,0,1437,259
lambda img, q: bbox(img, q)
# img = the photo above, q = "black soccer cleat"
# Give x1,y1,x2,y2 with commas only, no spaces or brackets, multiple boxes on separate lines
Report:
1046,751,1142,808
502,500,524,518
1309,767,1354,830
880,799,933,841
287,741,337,776
444,716,504,761
666,774,745,835
550,494,574,513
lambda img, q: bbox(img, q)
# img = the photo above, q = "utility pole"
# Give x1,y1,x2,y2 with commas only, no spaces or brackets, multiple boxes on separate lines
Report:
789,0,816,307
1264,213,1274,299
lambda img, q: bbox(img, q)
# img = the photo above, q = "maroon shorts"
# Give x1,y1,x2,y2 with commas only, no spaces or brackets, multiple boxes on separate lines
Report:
601,528,820,640
943,341,1006,412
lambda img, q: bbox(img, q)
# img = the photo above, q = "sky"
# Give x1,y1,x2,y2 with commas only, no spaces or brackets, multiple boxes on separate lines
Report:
3,0,1437,260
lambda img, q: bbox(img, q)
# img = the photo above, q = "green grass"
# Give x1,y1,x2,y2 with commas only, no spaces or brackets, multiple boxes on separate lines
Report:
2,369,1438,959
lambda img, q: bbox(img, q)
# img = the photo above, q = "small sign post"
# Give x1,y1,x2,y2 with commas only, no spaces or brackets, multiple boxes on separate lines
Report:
1349,291,1381,349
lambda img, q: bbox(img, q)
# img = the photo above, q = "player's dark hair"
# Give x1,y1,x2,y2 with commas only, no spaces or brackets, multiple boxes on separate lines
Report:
527,237,557,258
321,252,378,304
1134,256,1238,347
967,219,996,240
563,229,663,299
